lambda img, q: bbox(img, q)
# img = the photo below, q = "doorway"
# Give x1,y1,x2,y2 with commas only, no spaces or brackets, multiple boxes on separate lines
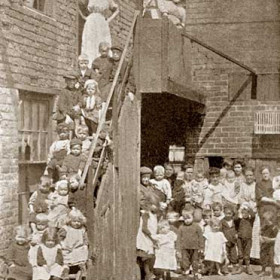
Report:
141,93,203,167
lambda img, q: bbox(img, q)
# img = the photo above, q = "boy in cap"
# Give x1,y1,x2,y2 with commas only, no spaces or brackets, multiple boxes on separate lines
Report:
54,71,82,124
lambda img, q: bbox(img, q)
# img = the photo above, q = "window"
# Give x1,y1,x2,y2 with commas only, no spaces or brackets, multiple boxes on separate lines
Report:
19,91,53,163
254,111,280,134
24,0,54,17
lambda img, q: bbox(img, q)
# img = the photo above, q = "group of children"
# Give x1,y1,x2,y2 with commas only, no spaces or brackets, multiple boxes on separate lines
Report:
0,43,125,279
54,41,124,136
2,156,90,279
137,160,280,280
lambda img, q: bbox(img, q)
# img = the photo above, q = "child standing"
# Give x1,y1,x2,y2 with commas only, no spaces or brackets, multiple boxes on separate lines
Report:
212,202,224,221
170,171,186,214
153,220,177,280
150,165,172,205
5,225,32,280
92,42,113,90
55,72,82,124
31,227,66,280
191,170,208,209
137,203,158,280
239,167,256,211
235,204,255,275
220,205,241,274
45,123,70,180
77,54,98,89
68,174,87,215
48,180,70,228
60,138,87,178
176,212,204,279
222,170,240,208
203,218,227,275
201,209,212,235
76,125,91,156
259,210,278,277
29,176,52,231
78,79,103,135
220,158,233,183
207,167,224,207
59,209,89,278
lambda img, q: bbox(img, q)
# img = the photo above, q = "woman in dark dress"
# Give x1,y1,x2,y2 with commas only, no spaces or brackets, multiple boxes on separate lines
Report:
255,166,278,277
255,166,277,224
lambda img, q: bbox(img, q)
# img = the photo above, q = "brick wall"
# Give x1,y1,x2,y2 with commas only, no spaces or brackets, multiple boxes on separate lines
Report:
0,0,78,252
0,87,19,252
184,0,280,159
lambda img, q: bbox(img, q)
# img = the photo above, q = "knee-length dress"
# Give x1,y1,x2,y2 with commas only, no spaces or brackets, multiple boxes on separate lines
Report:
154,231,177,270
204,231,227,263
81,0,118,66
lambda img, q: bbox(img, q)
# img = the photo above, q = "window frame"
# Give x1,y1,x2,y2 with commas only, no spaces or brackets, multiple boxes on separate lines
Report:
23,0,55,18
18,90,54,164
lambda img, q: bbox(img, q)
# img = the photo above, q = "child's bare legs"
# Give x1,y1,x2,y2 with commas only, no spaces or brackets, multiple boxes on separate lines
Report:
215,262,223,275
271,265,276,278
143,256,155,280
259,266,266,276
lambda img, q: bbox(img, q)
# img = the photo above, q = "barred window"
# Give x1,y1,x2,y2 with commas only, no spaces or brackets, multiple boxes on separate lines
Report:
254,111,280,134
19,91,53,163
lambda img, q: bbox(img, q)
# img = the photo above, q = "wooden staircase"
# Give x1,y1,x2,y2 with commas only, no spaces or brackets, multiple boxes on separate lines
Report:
80,11,140,280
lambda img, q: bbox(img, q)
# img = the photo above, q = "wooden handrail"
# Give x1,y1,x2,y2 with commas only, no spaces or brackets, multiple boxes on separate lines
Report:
181,31,258,99
80,11,140,188
181,31,257,75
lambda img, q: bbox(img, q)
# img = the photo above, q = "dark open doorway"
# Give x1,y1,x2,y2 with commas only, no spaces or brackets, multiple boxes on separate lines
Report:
141,93,204,168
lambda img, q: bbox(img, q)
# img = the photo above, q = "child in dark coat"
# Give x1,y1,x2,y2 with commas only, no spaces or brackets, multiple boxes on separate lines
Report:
170,171,186,214
45,123,70,180
92,42,113,94
234,203,255,275
177,211,204,279
59,138,87,178
220,205,241,275
259,210,278,277
5,225,32,280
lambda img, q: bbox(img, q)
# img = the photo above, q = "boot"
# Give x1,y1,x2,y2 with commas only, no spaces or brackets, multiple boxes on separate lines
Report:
231,264,242,275
245,265,254,275
221,264,229,275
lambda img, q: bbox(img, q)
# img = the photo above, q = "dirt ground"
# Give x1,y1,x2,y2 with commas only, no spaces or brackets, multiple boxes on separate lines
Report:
170,266,280,279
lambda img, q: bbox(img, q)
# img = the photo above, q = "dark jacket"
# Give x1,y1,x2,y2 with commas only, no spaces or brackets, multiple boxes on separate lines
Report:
221,218,237,244
177,223,204,250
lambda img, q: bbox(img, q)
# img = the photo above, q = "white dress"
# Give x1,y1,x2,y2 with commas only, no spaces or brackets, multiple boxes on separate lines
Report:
30,244,64,280
81,0,118,66
48,192,69,228
136,211,158,255
274,230,280,264
61,225,89,266
154,231,177,270
204,231,227,263
250,213,260,259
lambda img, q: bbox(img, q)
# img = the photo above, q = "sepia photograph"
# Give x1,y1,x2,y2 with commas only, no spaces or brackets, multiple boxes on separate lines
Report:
0,0,280,279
